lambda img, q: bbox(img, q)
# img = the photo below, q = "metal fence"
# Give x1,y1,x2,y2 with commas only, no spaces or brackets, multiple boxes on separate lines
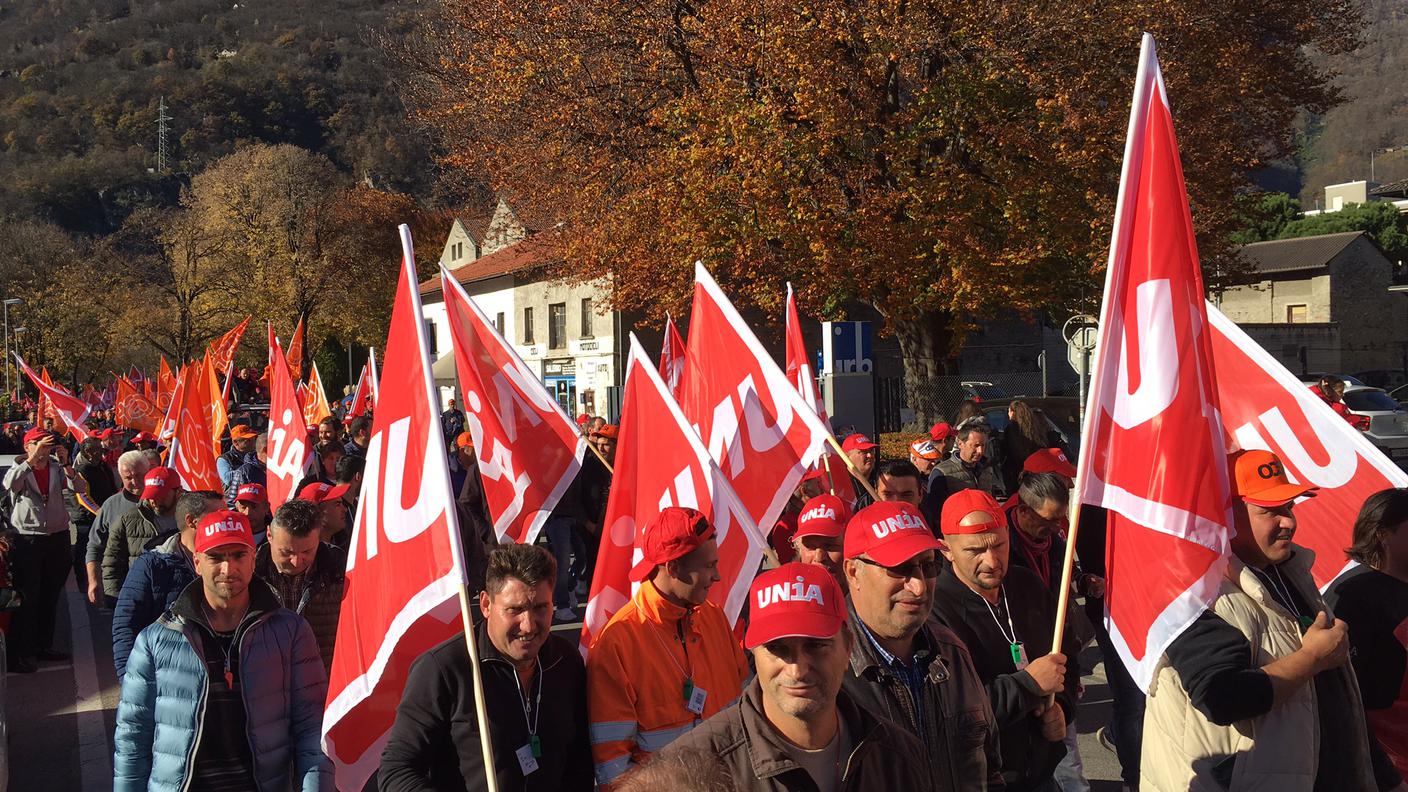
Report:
874,371,1071,433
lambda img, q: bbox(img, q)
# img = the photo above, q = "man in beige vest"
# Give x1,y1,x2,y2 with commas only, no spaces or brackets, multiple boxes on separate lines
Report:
1142,449,1392,792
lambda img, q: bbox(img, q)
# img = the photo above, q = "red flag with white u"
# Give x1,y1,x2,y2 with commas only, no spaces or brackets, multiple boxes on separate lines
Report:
1076,34,1233,691
582,334,762,652
323,226,468,790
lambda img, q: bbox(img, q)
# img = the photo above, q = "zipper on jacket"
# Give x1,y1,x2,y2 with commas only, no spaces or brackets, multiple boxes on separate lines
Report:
176,622,211,792
236,611,276,792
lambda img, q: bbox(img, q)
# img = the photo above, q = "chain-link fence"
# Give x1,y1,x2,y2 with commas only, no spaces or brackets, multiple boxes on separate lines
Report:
874,371,1074,433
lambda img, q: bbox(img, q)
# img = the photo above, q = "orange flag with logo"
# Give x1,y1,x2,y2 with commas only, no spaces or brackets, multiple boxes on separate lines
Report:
209,316,251,377
301,361,333,429
198,352,229,457
157,357,177,412
168,363,222,491
287,317,306,381
115,378,162,434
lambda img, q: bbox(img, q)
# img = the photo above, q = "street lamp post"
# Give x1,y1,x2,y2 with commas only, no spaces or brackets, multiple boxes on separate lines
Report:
3,298,22,399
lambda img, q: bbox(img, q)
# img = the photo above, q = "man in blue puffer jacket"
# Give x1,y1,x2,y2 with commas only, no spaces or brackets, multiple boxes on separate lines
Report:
111,490,223,678
114,509,330,791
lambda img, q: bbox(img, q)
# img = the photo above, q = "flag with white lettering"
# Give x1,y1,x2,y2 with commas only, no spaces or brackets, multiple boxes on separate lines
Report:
440,265,585,544
323,226,468,791
1076,34,1232,691
266,337,313,509
677,263,833,540
582,334,762,653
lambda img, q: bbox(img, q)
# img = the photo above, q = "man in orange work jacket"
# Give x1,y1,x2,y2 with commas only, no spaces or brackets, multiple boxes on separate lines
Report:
587,507,750,787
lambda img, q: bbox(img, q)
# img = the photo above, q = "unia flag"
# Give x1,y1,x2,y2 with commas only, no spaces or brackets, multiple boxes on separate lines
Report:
15,355,90,439
784,283,855,505
266,337,312,509
659,312,686,398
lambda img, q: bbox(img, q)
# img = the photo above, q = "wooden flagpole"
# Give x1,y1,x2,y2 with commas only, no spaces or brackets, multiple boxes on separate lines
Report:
585,438,614,474
455,585,500,792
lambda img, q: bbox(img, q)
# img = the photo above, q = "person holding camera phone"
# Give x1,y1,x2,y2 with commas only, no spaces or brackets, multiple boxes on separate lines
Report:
3,427,89,673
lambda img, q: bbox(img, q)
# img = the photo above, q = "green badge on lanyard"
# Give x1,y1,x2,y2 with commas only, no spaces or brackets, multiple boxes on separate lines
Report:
1297,615,1314,633
1010,643,1023,666
683,679,695,704
530,734,541,759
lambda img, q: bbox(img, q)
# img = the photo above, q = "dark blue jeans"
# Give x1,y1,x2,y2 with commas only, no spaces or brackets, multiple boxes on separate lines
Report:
545,517,583,608
1089,600,1145,788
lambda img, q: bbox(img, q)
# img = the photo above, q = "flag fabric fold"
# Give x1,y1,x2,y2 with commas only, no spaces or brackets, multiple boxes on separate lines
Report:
582,333,763,654
1076,33,1233,692
322,225,468,791
659,312,686,399
440,265,585,544
302,362,334,429
347,357,374,421
287,317,306,381
15,355,90,439
114,377,162,435
167,363,222,492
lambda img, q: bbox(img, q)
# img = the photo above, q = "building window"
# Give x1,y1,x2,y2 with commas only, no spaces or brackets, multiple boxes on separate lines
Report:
1286,304,1308,324
549,302,567,349
495,312,505,335
581,298,594,337
424,320,438,355
523,307,535,344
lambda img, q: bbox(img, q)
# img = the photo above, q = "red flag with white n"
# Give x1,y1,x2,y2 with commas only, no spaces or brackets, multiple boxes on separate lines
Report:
677,263,833,543
659,313,686,399
440,265,586,544
266,337,311,509
582,334,762,653
1076,34,1233,691
784,284,855,505
322,226,467,790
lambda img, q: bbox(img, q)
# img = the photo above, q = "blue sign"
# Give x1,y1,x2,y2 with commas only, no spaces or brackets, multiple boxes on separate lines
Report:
822,321,873,375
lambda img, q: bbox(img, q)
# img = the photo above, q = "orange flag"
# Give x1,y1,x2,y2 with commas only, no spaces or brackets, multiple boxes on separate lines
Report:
209,315,252,377
37,366,56,423
157,357,177,412
168,362,222,491
286,317,306,381
301,361,333,429
114,378,162,435
199,352,229,457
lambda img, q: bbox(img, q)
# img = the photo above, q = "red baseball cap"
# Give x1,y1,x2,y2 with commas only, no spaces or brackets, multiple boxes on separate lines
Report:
22,427,48,446
628,507,714,582
133,431,156,443
940,489,1004,536
929,422,953,442
195,510,256,554
1231,449,1317,507
844,501,942,566
1024,448,1076,479
841,434,878,452
576,413,591,426
910,438,941,460
801,467,827,483
744,562,848,649
234,483,267,504
141,467,180,500
794,494,851,540
298,481,352,503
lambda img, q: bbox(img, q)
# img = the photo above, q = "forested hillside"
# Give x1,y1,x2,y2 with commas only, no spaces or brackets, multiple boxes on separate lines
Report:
0,0,451,233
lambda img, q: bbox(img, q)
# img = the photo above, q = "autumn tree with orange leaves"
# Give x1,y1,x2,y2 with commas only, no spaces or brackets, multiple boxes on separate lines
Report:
398,0,1357,419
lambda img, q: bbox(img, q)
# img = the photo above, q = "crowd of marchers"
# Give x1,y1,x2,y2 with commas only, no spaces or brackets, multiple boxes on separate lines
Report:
1,384,1406,792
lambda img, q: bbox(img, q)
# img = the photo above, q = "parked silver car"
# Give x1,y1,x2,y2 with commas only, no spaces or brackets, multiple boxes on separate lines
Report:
1342,385,1408,463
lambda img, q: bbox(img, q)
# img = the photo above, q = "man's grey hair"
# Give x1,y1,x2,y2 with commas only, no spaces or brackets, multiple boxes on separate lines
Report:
1017,470,1070,511
140,449,163,469
117,450,151,475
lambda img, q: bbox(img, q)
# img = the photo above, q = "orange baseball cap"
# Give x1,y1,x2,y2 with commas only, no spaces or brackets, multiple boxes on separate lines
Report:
592,424,619,439
1231,449,1317,508
229,424,258,441
910,438,941,460
455,431,474,449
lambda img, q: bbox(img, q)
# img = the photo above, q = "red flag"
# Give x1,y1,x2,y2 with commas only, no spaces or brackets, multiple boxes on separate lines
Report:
347,358,373,421
582,335,762,652
1207,304,1408,588
114,378,162,435
302,362,334,429
37,366,55,424
784,284,856,505
323,226,467,790
143,376,156,403
677,263,833,538
266,336,311,509
287,317,306,381
209,315,251,376
1075,34,1233,691
16,355,90,439
659,312,686,398
441,266,585,543
167,363,222,491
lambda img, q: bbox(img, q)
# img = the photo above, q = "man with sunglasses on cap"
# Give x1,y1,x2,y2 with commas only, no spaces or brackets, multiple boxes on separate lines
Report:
933,489,1079,792
659,562,936,790
587,506,749,788
1141,450,1385,792
841,501,1002,791
114,509,330,791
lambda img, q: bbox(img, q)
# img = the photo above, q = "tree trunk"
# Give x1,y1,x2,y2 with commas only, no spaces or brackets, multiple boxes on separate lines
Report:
890,307,962,429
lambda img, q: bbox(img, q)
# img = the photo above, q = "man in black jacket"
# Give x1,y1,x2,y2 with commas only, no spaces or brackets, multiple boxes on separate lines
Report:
932,488,1079,792
254,498,346,672
380,543,593,792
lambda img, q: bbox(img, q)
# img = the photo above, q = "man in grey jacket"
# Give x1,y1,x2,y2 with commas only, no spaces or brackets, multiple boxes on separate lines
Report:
85,450,149,607
4,427,90,672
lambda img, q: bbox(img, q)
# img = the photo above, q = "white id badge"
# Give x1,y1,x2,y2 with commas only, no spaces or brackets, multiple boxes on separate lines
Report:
515,743,539,776
687,685,708,715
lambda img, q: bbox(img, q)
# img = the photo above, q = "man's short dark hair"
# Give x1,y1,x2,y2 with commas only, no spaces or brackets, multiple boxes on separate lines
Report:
1017,470,1070,511
485,543,557,597
176,490,222,530
953,417,992,442
272,498,323,538
349,416,372,438
335,454,365,484
878,459,924,484
315,441,344,460
318,416,339,430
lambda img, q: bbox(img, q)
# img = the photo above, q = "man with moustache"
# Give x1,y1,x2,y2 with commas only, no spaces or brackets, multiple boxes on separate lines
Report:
840,501,1002,791
1141,450,1380,792
114,510,329,790
380,543,593,791
932,489,1078,792
659,562,935,790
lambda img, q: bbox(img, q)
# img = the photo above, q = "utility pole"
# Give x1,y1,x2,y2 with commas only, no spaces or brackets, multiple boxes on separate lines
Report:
156,96,172,174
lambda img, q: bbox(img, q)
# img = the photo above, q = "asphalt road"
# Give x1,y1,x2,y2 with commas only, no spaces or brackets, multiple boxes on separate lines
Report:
4,584,1131,791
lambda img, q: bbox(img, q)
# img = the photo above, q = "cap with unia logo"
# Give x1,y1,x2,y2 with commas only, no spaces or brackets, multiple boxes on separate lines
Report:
744,562,848,649
793,494,851,540
843,501,941,566
195,510,255,554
